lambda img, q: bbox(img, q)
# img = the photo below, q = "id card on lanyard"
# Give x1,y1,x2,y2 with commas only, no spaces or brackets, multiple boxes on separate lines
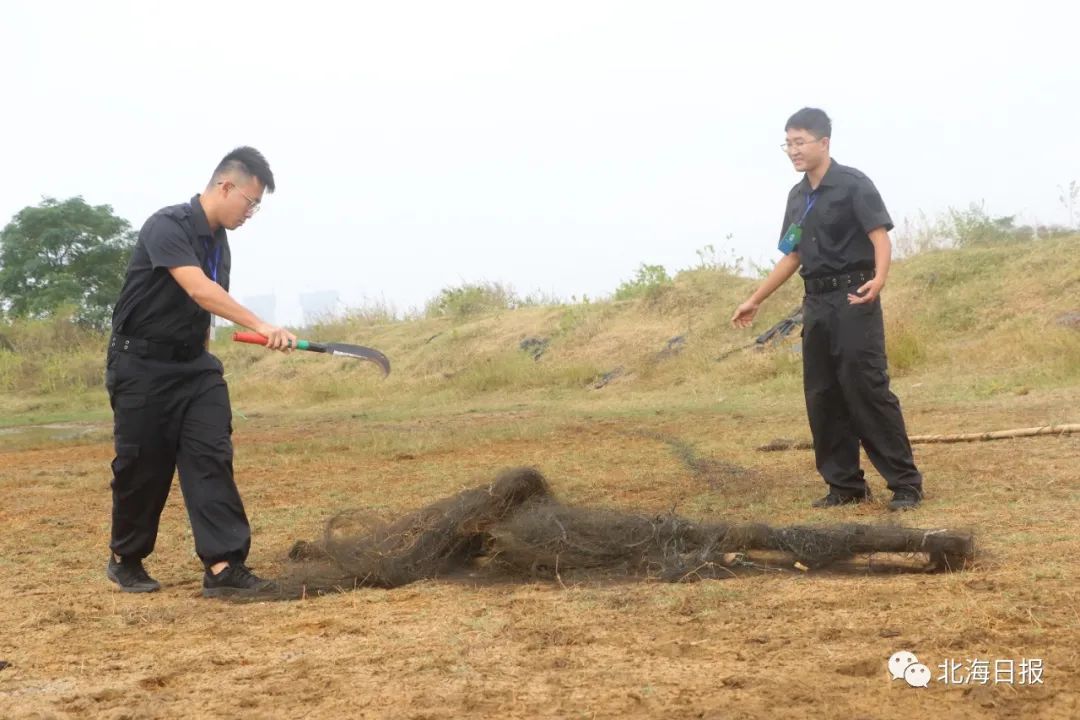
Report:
778,191,817,255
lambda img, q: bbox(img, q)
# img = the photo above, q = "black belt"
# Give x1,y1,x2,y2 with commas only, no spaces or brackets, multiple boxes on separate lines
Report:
804,269,875,295
109,334,205,362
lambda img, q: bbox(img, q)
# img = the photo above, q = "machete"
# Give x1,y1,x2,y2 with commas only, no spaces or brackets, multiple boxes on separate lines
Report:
232,332,391,376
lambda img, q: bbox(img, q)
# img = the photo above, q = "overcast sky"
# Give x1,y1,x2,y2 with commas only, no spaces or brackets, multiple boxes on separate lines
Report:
2,0,1076,324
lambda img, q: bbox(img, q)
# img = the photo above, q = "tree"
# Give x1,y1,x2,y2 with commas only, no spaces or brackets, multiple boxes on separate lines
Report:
0,197,135,328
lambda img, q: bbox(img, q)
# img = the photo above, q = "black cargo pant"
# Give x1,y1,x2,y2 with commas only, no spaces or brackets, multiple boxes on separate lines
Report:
105,348,250,567
801,291,923,496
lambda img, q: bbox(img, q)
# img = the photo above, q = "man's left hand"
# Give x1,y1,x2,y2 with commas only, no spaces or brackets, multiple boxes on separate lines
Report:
848,278,884,305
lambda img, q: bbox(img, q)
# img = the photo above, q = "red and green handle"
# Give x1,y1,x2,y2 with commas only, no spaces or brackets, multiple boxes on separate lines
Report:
234,332,320,352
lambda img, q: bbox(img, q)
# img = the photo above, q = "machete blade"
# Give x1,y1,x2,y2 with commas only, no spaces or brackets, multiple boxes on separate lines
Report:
325,343,391,376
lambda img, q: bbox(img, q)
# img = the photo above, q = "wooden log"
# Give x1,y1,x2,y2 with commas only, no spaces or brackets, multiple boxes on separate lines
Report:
905,424,1080,445
713,523,974,558
758,424,1080,451
769,523,974,558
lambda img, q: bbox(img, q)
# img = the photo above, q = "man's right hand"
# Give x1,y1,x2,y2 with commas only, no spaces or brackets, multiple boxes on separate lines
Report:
731,300,760,329
729,253,799,329
253,322,298,352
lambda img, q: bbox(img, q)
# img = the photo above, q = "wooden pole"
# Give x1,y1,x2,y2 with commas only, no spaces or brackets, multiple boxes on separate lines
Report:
758,423,1080,451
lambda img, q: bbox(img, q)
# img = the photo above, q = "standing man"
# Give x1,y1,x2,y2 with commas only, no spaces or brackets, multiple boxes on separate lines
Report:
105,147,296,596
731,108,924,511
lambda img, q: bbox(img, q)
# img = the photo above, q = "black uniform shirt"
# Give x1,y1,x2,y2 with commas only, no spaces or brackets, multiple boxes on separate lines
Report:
779,160,893,279
111,195,231,344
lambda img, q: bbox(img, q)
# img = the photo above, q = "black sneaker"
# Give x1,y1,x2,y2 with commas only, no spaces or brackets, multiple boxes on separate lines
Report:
106,556,161,593
202,563,277,599
811,491,871,508
888,488,923,511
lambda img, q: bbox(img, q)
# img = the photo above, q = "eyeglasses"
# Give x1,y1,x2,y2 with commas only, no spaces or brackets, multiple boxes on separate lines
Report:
780,137,824,153
218,181,261,215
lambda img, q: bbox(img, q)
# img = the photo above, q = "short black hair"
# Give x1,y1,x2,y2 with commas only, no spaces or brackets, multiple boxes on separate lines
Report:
211,146,275,193
785,108,832,139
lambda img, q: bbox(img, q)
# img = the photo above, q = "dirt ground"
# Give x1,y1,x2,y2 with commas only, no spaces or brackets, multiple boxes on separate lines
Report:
1,394,1078,719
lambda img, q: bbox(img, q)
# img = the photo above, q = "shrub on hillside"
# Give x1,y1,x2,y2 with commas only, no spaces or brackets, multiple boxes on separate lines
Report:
613,263,673,302
424,281,519,320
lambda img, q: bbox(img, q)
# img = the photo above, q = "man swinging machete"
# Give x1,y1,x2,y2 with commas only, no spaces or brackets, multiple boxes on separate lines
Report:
105,147,297,598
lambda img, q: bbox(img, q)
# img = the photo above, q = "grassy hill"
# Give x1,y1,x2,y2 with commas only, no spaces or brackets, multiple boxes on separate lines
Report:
2,234,1076,427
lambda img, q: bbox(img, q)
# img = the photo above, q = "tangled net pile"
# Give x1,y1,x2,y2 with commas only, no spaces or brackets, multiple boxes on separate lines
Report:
275,467,974,598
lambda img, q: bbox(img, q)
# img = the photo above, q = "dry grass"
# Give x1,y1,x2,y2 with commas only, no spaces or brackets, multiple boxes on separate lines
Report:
1,385,1078,718
0,237,1078,718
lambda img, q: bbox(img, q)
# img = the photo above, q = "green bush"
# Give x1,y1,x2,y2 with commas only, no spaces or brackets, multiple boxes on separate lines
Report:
945,202,1018,247
424,281,519,320
613,264,672,301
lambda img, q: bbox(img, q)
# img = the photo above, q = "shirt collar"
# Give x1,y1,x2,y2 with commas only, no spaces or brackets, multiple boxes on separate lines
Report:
799,159,840,193
190,194,226,243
